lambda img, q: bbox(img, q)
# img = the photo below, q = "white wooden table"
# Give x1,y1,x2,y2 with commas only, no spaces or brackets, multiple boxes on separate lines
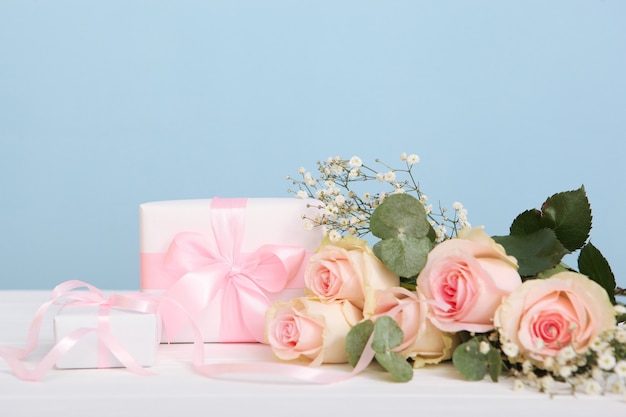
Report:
1,291,624,417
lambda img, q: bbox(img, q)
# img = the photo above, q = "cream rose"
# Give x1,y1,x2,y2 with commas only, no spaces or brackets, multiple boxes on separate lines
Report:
305,236,399,309
416,226,522,333
365,287,458,367
494,271,616,363
265,297,363,365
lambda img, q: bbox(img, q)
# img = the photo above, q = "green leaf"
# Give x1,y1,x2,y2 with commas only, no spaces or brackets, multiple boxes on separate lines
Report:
452,339,488,381
374,351,414,382
512,187,592,252
578,242,616,304
486,347,502,382
345,320,374,367
370,194,431,239
372,236,432,278
493,229,569,278
510,209,543,236
371,316,404,352
539,186,592,252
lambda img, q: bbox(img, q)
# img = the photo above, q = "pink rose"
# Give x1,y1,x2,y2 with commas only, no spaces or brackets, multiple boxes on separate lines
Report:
265,297,363,365
494,271,616,363
416,226,522,333
365,287,458,366
305,236,399,309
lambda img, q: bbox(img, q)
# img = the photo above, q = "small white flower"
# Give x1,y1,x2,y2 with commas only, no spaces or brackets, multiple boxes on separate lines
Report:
363,192,372,200
328,229,342,242
591,366,604,381
349,169,359,178
584,379,602,395
400,152,407,161
435,225,447,242
513,379,525,392
298,167,306,174
502,342,519,358
609,380,625,394
522,360,533,374
304,172,316,186
452,202,463,210
598,352,616,371
379,192,387,203
615,329,626,344
348,156,363,168
419,194,428,204
613,360,626,377
424,204,433,215
540,375,554,393
334,195,346,206
331,164,343,175
557,345,577,364
376,173,385,182
559,365,573,378
590,338,608,352
383,171,396,182
296,190,308,199
406,154,420,165
479,341,490,355
393,187,406,194
303,220,314,231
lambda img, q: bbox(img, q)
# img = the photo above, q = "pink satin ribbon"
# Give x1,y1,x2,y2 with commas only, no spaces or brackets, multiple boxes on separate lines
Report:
157,197,307,343
0,280,159,381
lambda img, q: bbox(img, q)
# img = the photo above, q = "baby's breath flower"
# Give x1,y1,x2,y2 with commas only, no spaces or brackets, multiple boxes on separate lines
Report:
479,341,490,355
328,229,342,242
502,342,519,358
393,187,406,195
383,171,396,182
349,156,363,168
296,190,308,199
376,173,385,182
614,361,626,377
540,375,555,393
559,365,573,378
400,152,407,161
298,167,305,174
349,169,359,178
303,220,314,231
452,202,463,210
615,329,626,344
513,379,525,391
557,345,577,364
584,379,602,395
598,351,617,371
406,154,420,165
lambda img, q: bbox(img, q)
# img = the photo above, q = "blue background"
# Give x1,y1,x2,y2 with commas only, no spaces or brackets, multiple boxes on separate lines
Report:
1,1,625,290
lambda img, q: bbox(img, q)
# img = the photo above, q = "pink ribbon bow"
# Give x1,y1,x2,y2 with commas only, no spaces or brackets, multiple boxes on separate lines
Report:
0,280,159,381
158,198,307,343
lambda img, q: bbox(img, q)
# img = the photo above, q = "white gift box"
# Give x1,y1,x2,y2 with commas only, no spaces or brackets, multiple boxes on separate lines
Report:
53,305,159,369
139,197,324,343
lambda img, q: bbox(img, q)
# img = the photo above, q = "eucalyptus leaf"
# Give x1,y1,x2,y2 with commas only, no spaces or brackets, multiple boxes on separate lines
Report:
493,229,569,278
578,242,616,304
452,339,488,381
486,347,502,382
374,351,414,382
371,316,404,352
373,236,432,278
370,194,431,239
345,320,374,367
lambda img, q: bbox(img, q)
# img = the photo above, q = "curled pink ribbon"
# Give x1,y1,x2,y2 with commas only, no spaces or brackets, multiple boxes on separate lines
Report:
0,280,159,381
158,198,307,343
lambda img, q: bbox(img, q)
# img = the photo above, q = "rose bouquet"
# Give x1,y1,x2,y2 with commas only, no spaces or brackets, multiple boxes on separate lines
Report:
265,153,626,395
